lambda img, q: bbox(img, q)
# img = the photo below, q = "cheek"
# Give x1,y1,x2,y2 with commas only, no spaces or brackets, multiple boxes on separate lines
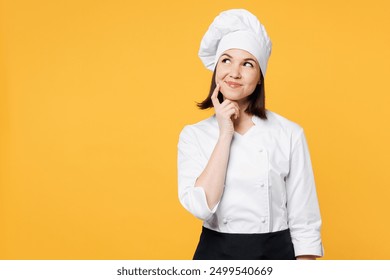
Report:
242,75,259,94
215,74,226,86
215,71,222,80
215,65,229,79
247,72,260,87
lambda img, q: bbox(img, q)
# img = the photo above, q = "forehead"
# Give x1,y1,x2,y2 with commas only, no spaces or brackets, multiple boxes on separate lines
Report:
220,48,257,60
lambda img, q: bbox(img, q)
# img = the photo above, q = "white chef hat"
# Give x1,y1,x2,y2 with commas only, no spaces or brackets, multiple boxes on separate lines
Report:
198,9,272,76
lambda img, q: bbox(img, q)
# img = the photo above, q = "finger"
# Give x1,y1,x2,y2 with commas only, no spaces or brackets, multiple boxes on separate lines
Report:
225,108,236,119
224,103,240,119
229,109,237,120
234,107,239,119
231,102,240,119
230,100,239,107
211,84,221,108
231,106,239,120
223,104,239,119
219,99,232,109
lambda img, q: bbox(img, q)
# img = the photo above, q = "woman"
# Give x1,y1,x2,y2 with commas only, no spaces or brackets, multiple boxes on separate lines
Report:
178,9,324,260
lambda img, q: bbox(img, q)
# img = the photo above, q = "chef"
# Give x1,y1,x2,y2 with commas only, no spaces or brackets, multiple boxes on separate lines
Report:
178,9,324,260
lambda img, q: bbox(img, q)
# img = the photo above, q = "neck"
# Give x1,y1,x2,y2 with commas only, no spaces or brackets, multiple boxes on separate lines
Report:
233,110,253,126
236,99,249,110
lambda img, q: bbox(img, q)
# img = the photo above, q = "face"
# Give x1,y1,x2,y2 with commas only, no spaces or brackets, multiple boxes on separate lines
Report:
215,49,261,104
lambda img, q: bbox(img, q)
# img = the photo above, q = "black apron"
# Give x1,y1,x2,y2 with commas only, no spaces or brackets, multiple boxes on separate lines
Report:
193,226,296,260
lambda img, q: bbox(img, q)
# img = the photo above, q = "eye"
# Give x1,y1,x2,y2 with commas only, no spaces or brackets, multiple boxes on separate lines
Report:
221,58,231,64
243,61,254,67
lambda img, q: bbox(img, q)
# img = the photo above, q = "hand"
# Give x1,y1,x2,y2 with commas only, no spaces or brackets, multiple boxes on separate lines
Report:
211,84,240,138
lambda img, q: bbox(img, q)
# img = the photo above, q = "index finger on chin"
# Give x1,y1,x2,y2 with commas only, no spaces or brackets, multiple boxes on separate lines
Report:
211,83,221,108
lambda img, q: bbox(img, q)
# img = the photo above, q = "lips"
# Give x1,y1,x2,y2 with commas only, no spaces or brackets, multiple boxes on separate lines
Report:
225,81,242,88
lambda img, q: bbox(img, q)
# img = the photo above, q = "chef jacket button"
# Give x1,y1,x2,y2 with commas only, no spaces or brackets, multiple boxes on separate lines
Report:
260,183,265,188
259,148,263,153
223,218,228,224
261,217,266,223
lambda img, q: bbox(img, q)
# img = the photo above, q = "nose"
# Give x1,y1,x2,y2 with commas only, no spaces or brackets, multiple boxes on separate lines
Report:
229,63,241,79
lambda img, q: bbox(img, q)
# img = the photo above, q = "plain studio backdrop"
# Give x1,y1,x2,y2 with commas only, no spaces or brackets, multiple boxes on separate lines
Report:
1,0,390,259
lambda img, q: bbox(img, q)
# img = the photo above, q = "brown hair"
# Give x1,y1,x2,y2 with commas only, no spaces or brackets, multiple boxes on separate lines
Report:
196,66,267,120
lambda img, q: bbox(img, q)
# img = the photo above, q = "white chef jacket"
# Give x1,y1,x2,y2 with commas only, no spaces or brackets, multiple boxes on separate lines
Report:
177,110,324,257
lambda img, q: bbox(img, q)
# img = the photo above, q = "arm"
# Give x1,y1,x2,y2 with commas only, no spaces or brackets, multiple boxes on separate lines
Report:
195,134,232,209
178,84,240,218
195,84,240,209
286,128,324,259
296,255,316,260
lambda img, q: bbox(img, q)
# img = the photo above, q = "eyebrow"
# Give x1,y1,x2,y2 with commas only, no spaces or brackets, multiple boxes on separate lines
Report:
220,53,257,64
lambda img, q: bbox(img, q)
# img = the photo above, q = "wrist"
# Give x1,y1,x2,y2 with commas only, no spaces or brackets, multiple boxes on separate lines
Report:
218,133,233,142
296,255,317,260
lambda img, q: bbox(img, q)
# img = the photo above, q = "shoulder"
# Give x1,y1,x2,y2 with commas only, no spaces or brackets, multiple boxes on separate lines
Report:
264,111,312,152
180,115,217,135
179,115,217,140
255,110,305,147
263,110,304,135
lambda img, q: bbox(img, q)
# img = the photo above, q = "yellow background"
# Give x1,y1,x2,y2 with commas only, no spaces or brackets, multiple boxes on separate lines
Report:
1,0,390,259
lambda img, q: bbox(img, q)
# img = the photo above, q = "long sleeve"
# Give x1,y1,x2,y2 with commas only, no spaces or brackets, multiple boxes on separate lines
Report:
286,128,324,257
177,126,219,221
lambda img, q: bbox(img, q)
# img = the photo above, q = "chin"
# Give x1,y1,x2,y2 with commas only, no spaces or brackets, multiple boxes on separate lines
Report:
221,91,243,101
